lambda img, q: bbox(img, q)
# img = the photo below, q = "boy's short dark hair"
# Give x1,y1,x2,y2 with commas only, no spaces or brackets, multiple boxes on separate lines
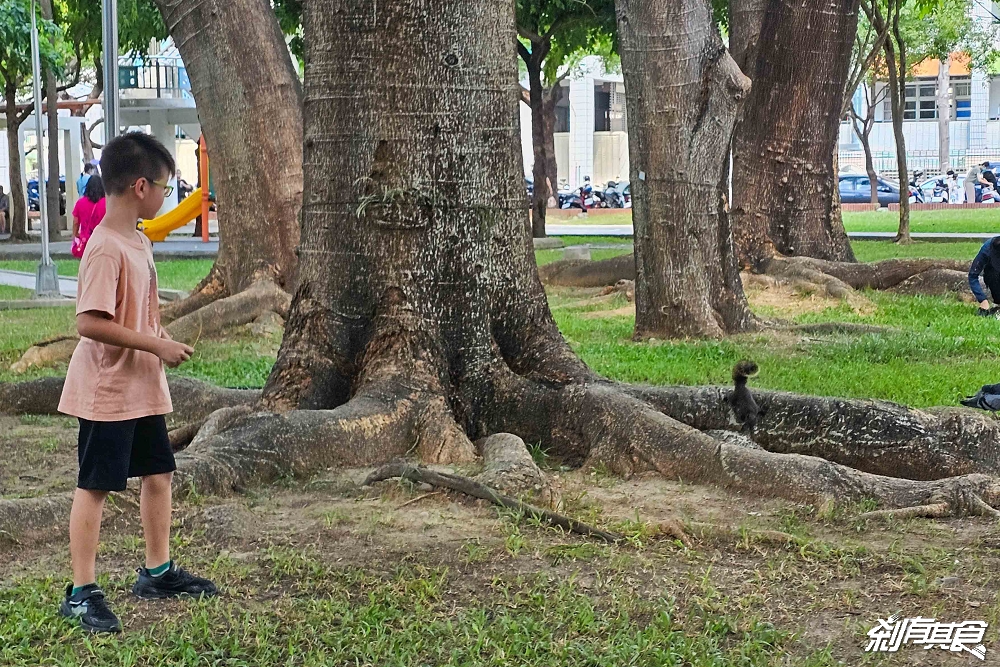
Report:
83,163,96,174
991,236,1000,252
100,132,176,196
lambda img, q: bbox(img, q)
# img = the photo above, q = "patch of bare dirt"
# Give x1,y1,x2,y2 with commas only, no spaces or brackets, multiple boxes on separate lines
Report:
0,415,78,498
743,276,876,317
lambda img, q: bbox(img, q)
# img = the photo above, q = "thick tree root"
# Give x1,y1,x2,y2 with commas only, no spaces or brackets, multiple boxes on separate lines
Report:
474,432,559,508
624,383,1000,480
537,254,635,287
0,493,73,544
858,503,951,521
0,376,258,422
539,252,972,303
363,461,622,542
9,338,79,373
566,384,1000,518
763,256,969,291
168,421,204,452
167,279,291,345
10,280,291,373
172,375,476,495
160,265,228,324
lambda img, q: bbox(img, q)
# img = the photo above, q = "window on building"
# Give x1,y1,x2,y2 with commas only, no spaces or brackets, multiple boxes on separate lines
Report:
555,104,570,133
883,75,973,121
953,76,971,119
595,90,612,132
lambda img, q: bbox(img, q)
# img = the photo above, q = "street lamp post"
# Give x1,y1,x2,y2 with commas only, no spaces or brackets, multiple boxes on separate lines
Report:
102,0,119,140
30,0,59,298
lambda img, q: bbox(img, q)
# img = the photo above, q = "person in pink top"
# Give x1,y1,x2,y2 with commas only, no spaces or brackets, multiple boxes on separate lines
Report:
57,132,217,634
71,175,107,259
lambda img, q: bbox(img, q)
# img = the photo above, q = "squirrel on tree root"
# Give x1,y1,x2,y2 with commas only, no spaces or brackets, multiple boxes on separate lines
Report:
729,360,766,432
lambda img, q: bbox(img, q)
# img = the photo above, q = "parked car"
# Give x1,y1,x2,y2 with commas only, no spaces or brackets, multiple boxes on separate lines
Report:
27,177,66,215
838,174,903,205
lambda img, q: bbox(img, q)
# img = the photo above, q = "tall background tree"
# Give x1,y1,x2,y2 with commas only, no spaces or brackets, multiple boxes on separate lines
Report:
729,0,859,268
843,12,890,206
59,0,167,158
617,0,755,338
516,0,615,238
147,0,303,335
0,0,62,241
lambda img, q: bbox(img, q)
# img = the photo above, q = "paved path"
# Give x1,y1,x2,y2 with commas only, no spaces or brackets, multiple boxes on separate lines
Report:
0,237,219,260
0,268,187,301
0,269,78,297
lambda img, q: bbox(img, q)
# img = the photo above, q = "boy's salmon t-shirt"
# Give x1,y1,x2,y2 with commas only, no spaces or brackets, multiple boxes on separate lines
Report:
58,225,172,421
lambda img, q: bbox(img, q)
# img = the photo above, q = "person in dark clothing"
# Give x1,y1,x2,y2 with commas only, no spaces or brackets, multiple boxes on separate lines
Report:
968,236,1000,313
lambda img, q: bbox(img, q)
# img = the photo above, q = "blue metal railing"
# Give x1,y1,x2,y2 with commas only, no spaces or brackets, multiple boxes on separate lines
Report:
118,55,192,100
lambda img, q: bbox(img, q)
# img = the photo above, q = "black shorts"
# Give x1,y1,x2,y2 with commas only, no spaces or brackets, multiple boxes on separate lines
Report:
77,415,176,491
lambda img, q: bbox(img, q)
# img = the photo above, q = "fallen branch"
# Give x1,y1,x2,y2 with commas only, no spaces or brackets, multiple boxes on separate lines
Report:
363,462,623,543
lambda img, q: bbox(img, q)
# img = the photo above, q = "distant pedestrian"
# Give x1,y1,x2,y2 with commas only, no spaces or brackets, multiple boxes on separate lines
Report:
947,170,962,204
77,162,97,197
71,175,107,258
966,161,991,203
0,186,8,234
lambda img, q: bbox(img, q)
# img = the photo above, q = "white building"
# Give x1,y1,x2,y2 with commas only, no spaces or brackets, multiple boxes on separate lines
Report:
839,0,1000,175
520,56,629,189
0,39,202,229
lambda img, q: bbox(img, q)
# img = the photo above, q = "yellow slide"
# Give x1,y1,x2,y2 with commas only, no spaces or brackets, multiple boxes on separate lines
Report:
140,188,204,242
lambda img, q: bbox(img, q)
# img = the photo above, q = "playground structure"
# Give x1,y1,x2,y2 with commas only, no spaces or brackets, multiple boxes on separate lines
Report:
139,135,212,243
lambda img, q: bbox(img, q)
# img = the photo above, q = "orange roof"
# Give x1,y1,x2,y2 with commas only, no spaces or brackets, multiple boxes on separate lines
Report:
912,53,971,77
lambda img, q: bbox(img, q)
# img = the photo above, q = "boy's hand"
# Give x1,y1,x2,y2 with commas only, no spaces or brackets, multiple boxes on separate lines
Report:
154,339,194,367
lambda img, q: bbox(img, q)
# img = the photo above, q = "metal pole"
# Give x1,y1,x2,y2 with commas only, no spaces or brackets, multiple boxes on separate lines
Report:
102,0,119,140
30,0,59,298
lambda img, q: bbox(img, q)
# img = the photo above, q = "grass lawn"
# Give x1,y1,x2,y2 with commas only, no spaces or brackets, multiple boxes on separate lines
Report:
843,208,1000,234
0,259,214,292
1,243,994,405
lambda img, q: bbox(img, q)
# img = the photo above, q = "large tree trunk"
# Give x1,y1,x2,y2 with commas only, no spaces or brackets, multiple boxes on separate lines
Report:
153,0,303,304
524,45,551,239
39,0,61,237
5,87,27,242
730,0,857,269
617,0,755,339
260,0,588,414
7,0,1000,541
937,54,951,173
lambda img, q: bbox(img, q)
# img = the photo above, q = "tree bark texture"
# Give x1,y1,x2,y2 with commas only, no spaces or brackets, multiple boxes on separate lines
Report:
153,0,303,298
616,0,756,339
728,0,767,75
5,86,27,241
730,0,858,268
259,0,588,415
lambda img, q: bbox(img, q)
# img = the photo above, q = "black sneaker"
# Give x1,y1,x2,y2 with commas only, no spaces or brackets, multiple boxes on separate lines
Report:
132,561,218,599
58,583,122,633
